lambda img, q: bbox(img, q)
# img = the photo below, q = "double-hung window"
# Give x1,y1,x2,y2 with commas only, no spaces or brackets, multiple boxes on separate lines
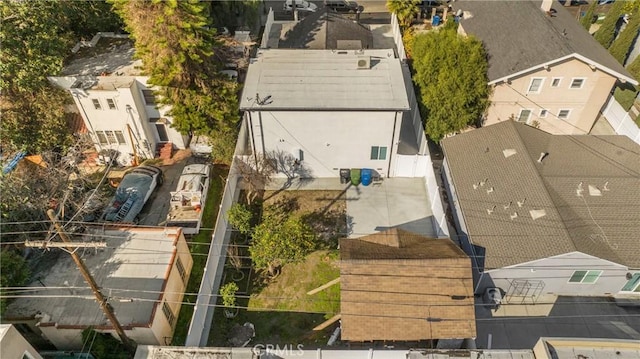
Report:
528,78,544,93
621,273,640,293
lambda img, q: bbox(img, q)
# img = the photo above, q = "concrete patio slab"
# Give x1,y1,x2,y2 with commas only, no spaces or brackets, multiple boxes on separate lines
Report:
346,177,436,238
265,177,437,239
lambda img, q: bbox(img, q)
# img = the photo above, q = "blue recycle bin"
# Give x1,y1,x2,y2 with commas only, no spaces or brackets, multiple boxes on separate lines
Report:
361,169,372,186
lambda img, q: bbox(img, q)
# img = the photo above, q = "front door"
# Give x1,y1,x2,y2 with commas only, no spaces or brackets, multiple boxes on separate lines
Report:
155,123,169,142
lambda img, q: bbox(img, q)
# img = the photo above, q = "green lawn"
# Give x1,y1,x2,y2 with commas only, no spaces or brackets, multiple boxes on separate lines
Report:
171,164,228,345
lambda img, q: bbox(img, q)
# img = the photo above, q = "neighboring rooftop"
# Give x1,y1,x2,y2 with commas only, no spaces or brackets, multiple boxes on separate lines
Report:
535,337,640,359
454,0,637,84
4,227,182,328
441,121,640,269
60,34,142,77
278,9,373,50
340,228,475,341
239,49,410,111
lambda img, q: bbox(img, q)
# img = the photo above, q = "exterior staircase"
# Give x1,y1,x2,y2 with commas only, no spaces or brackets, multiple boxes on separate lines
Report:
156,142,173,161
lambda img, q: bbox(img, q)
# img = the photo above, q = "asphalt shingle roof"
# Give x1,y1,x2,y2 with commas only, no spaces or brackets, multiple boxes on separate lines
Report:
441,121,640,269
339,229,476,341
455,0,635,84
279,9,373,49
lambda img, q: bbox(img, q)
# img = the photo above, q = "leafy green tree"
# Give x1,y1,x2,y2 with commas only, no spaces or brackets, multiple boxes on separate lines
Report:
412,28,490,142
580,1,597,32
608,13,640,64
110,0,240,163
0,250,31,316
226,203,253,235
81,328,132,359
386,0,421,29
0,0,74,153
250,214,316,277
594,0,625,49
628,54,640,80
220,282,239,308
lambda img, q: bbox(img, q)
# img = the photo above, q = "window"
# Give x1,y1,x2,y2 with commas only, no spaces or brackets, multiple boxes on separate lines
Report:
539,109,548,118
569,270,602,283
551,78,562,87
95,131,108,145
528,78,544,93
370,146,387,160
570,78,585,89
175,257,187,284
106,98,117,110
621,273,640,293
91,99,102,110
558,109,571,119
517,109,532,123
114,131,126,144
162,302,175,326
142,89,156,105
105,131,117,144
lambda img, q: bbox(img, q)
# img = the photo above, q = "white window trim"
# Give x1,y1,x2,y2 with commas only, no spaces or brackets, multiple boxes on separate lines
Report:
620,273,640,293
551,77,562,87
517,109,533,124
527,77,545,94
106,98,117,110
22,351,36,359
569,77,586,89
91,98,102,110
557,109,572,120
568,270,602,284
539,109,548,118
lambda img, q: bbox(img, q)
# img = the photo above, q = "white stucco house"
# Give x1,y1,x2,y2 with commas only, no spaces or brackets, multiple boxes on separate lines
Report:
239,48,416,178
49,33,188,166
3,226,192,350
0,324,43,359
440,121,640,305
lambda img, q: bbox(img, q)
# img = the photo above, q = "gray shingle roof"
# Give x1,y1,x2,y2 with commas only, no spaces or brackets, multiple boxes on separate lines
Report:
279,9,373,49
441,121,640,269
455,0,636,84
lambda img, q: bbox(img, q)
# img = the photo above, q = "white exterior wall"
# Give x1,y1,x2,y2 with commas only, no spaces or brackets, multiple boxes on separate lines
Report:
0,325,43,359
486,59,617,135
480,252,630,297
248,111,402,178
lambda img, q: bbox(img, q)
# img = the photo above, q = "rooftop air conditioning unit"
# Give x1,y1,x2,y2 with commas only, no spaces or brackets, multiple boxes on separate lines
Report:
357,56,370,69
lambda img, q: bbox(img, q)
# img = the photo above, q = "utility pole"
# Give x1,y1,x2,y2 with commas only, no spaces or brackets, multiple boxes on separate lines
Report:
45,210,133,350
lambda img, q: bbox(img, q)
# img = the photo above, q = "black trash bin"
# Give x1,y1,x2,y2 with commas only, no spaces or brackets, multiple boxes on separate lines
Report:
339,168,351,184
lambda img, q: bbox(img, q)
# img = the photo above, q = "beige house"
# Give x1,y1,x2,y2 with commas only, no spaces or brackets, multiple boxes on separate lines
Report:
0,324,43,359
3,227,192,350
339,228,476,342
454,0,637,135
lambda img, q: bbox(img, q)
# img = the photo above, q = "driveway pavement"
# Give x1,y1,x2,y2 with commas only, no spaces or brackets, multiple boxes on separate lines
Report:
475,296,640,349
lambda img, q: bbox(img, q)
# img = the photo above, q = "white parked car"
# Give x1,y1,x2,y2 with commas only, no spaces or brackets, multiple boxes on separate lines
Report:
283,0,318,13
166,164,211,234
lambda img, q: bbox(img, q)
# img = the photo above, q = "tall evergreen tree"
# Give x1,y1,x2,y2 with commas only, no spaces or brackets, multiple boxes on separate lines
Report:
594,0,625,49
580,0,597,32
0,0,74,153
412,28,490,142
110,0,239,162
608,12,640,65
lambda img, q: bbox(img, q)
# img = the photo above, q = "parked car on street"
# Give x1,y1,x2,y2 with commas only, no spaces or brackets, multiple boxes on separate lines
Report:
283,0,318,13
325,0,362,13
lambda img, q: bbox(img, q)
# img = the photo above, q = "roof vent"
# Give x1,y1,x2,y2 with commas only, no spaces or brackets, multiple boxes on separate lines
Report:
537,152,548,163
529,209,546,220
510,212,518,220
588,185,602,196
541,0,552,12
357,56,370,70
503,149,517,158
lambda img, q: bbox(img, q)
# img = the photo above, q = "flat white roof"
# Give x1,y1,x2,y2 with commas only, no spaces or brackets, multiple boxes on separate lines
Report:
239,49,410,111
539,338,640,359
5,227,182,328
